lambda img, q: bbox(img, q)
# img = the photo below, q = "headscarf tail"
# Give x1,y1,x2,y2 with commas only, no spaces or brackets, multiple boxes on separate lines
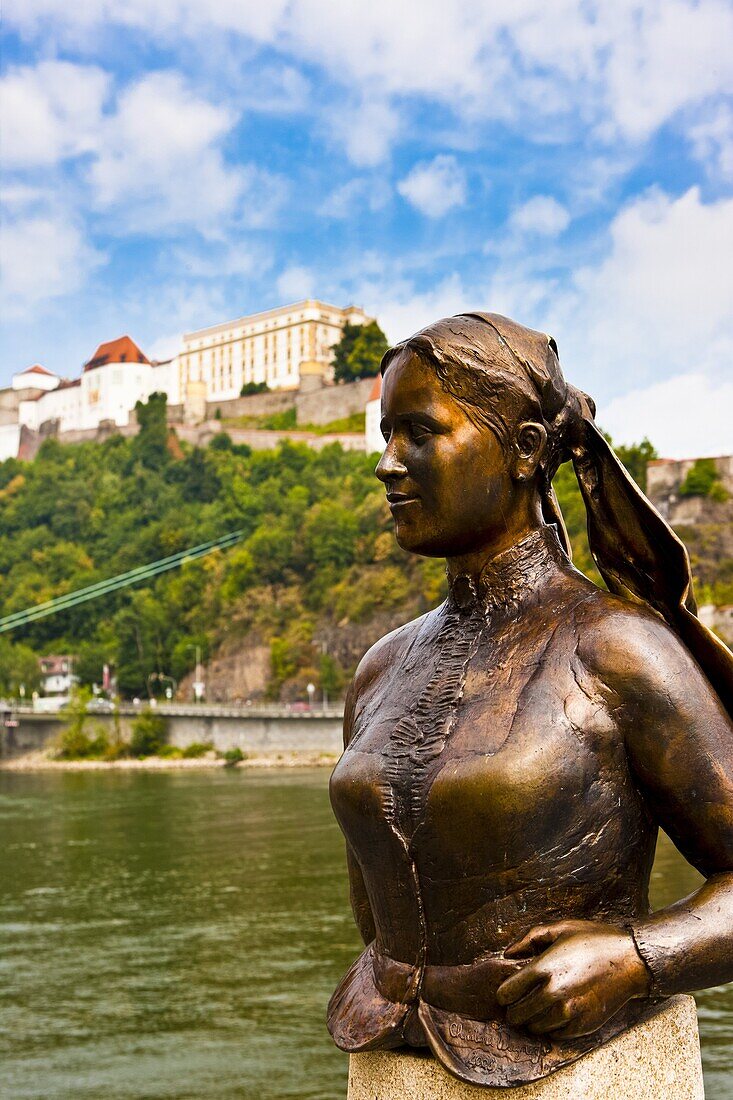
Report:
572,417,733,716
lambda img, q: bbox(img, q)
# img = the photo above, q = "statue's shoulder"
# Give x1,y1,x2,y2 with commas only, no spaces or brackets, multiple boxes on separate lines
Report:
351,607,437,698
570,583,688,692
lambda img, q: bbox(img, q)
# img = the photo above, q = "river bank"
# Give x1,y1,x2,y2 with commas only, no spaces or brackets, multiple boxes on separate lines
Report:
0,749,339,771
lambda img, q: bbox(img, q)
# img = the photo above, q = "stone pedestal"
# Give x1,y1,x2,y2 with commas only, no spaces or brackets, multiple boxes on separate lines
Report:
347,996,703,1099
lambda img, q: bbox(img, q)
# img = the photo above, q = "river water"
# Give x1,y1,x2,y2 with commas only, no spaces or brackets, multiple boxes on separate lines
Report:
0,769,730,1099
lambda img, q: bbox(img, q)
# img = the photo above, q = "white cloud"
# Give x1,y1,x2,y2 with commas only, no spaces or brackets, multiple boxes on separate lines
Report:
6,1,733,144
687,103,733,181
600,0,733,141
328,98,401,167
563,187,733,396
348,184,733,445
600,372,733,459
88,71,261,234
0,60,110,168
147,333,183,361
169,240,267,279
1,213,104,318
276,265,315,300
509,196,570,237
318,177,391,219
0,63,285,237
236,64,310,113
353,273,471,345
397,155,467,218
474,186,733,405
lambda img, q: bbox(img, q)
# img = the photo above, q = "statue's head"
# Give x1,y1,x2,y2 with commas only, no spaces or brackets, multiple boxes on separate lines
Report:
375,312,591,559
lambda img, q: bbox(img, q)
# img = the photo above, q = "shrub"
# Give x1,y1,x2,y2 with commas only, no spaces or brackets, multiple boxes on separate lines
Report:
158,744,183,758
260,407,297,430
222,747,245,767
181,741,213,758
56,688,95,759
129,710,167,757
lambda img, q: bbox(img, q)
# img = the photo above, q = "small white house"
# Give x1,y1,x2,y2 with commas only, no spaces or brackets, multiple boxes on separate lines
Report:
11,364,59,392
39,655,78,696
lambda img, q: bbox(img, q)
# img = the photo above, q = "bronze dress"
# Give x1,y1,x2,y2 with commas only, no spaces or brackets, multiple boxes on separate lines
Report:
328,527,669,1087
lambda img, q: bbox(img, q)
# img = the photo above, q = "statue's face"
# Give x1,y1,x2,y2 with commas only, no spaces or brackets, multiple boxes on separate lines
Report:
376,349,514,557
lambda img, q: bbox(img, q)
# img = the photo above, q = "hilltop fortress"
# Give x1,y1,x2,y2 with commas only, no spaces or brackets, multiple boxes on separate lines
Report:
0,299,373,461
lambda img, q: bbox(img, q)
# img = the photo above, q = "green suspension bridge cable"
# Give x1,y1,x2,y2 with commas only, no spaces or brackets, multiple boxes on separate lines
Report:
0,532,243,627
0,530,244,634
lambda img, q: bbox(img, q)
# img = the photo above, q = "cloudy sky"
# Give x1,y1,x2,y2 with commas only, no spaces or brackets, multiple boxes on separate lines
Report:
2,1,732,456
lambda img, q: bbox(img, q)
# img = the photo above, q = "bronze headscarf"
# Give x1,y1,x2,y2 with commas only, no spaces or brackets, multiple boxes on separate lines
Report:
381,312,733,717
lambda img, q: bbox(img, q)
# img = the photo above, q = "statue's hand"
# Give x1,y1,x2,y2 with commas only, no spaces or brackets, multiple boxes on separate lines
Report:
496,920,650,1039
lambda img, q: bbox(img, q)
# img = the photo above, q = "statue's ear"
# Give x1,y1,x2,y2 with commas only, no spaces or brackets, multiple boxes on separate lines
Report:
512,422,547,482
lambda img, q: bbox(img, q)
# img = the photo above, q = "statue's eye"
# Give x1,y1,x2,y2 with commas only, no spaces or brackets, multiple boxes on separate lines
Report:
408,422,431,443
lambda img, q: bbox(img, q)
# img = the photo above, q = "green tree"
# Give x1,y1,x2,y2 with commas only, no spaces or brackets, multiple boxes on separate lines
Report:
613,438,658,492
679,458,727,500
129,709,167,756
331,322,362,382
333,321,388,382
0,638,41,697
133,392,169,470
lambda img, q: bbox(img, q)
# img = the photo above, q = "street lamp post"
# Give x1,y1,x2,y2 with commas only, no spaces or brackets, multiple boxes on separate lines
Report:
187,644,205,702
320,640,328,709
306,682,315,710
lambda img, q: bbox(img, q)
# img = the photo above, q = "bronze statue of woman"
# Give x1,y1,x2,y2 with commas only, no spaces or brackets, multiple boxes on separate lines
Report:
327,312,733,1088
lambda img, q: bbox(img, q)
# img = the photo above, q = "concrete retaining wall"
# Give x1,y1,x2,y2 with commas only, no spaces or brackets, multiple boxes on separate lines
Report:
0,710,343,758
296,377,373,426
206,391,294,420
203,377,373,428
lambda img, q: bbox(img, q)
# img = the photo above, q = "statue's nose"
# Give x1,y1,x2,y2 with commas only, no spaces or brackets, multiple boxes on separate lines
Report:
375,442,408,483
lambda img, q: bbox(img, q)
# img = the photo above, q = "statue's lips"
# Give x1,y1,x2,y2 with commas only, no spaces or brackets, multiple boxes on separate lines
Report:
387,493,421,509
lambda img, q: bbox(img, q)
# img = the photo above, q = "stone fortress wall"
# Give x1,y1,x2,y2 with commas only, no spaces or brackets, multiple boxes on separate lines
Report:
647,455,733,523
15,373,374,460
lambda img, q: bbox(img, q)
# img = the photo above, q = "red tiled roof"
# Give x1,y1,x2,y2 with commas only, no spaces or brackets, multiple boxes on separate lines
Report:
57,378,81,390
84,335,149,372
18,363,56,377
368,373,382,402
39,655,74,675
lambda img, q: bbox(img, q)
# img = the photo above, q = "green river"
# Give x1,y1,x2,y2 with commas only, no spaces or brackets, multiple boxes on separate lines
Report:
1,769,731,1099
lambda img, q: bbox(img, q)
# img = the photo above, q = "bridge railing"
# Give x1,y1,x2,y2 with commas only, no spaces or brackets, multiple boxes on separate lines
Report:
5,700,345,720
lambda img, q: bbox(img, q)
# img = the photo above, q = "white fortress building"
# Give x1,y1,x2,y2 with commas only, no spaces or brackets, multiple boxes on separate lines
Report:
16,336,180,435
178,299,370,401
0,299,371,461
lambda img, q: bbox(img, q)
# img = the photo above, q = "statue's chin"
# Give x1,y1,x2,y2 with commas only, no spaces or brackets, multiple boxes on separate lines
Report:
393,524,450,559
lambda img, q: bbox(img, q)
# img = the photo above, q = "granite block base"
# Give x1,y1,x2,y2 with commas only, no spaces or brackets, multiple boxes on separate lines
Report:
347,995,703,1099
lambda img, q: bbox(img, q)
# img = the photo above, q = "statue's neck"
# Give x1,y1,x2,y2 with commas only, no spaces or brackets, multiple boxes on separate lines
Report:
446,525,567,615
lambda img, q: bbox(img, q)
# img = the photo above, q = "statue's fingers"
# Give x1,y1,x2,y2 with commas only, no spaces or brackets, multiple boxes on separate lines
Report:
544,1012,601,1040
496,965,546,1008
524,1000,576,1035
504,985,555,1028
503,922,567,958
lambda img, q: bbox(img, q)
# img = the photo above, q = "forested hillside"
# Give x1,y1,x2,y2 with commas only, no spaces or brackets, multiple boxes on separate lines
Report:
0,395,702,702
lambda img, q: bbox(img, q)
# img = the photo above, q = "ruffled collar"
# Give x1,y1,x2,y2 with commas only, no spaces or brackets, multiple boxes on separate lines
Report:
447,525,567,615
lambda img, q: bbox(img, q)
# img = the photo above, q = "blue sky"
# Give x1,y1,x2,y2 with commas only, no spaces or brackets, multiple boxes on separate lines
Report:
1,1,732,456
